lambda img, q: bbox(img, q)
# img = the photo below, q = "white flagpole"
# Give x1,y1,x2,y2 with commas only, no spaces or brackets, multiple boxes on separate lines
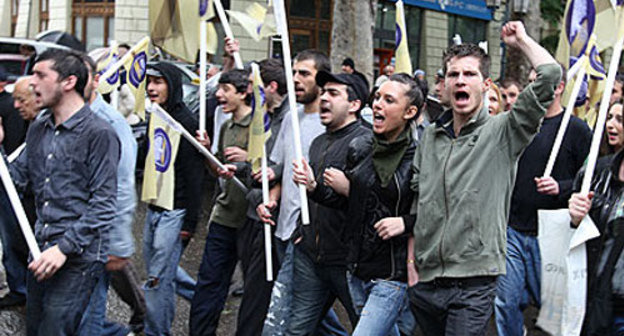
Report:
273,0,310,225
0,158,41,260
581,31,624,194
213,0,244,69
148,103,248,193
261,145,273,281
543,57,587,177
199,20,207,140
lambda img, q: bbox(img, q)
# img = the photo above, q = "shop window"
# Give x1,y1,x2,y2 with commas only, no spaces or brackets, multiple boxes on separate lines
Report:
448,15,487,45
374,1,422,72
285,0,332,56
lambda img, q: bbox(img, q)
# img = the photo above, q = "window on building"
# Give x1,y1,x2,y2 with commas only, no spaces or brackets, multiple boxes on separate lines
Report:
374,1,422,73
448,15,487,45
40,0,49,32
11,0,18,36
285,0,332,56
72,0,115,51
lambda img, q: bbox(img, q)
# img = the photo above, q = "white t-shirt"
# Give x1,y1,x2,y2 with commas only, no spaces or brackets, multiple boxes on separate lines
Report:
270,105,325,241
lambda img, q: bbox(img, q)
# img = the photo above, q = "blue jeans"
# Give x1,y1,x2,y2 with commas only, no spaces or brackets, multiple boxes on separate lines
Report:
263,241,347,336
495,227,541,336
0,189,27,296
176,266,196,301
143,208,185,336
26,260,104,336
190,222,239,336
286,244,357,335
614,314,624,336
78,271,131,336
349,275,411,336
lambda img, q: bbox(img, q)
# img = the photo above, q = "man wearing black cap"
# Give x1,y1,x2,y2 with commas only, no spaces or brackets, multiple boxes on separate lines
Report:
341,58,355,74
286,71,371,335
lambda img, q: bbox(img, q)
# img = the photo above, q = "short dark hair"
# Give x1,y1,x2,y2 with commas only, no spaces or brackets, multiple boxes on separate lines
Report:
442,44,491,79
259,58,287,96
219,69,251,105
501,78,523,91
342,57,355,69
35,49,89,97
294,49,331,73
119,43,131,50
388,73,425,110
83,54,97,76
616,73,624,86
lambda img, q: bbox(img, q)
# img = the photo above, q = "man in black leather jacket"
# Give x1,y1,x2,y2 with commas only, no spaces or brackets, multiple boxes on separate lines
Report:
289,71,370,335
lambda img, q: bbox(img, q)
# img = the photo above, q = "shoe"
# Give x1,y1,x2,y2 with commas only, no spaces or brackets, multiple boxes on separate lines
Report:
0,292,26,308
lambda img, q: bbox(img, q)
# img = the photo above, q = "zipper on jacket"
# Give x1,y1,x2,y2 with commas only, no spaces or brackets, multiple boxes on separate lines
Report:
439,140,454,275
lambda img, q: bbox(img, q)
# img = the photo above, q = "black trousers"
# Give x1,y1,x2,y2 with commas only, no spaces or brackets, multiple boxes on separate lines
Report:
408,276,497,336
236,218,280,336
110,260,147,332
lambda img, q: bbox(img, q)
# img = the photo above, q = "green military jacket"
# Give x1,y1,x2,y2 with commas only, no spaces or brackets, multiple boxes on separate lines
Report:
411,63,562,282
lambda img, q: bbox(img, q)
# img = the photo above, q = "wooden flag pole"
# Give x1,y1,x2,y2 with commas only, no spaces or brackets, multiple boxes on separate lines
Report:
543,57,587,178
0,158,41,260
213,0,244,69
581,31,624,194
273,0,310,225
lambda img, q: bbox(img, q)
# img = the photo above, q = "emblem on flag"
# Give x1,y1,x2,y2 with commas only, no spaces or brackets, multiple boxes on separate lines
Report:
153,128,173,173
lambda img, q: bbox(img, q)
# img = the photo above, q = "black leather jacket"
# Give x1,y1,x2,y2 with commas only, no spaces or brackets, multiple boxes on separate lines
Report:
345,134,416,282
296,121,371,266
304,130,416,281
576,151,624,335
574,151,624,281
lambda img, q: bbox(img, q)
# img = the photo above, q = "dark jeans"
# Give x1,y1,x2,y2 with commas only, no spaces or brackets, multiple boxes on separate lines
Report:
236,218,280,336
190,222,239,336
408,276,497,336
110,261,147,332
78,260,146,335
286,244,358,335
0,189,28,296
27,260,104,336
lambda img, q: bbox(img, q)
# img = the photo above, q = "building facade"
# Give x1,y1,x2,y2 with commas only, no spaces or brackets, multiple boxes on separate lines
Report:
1,0,508,83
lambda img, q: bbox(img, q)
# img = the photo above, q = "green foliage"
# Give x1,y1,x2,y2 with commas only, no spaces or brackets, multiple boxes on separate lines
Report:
540,0,563,55
541,0,564,26
540,34,560,55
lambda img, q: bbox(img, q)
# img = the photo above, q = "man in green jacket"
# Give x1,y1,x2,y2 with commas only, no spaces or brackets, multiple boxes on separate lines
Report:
408,21,561,336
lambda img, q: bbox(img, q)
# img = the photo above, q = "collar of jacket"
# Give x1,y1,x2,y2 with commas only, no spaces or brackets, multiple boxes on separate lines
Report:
434,104,489,137
328,119,361,137
610,149,624,185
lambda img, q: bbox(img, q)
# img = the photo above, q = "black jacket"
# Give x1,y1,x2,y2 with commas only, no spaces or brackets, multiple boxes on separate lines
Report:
142,62,206,233
344,134,416,282
575,151,624,335
574,151,624,279
296,120,371,266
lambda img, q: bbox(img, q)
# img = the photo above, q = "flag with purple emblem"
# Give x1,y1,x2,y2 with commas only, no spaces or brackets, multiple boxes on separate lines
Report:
248,63,272,174
96,42,120,95
123,38,149,120
200,0,214,20
227,2,276,42
556,0,610,127
394,0,412,75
